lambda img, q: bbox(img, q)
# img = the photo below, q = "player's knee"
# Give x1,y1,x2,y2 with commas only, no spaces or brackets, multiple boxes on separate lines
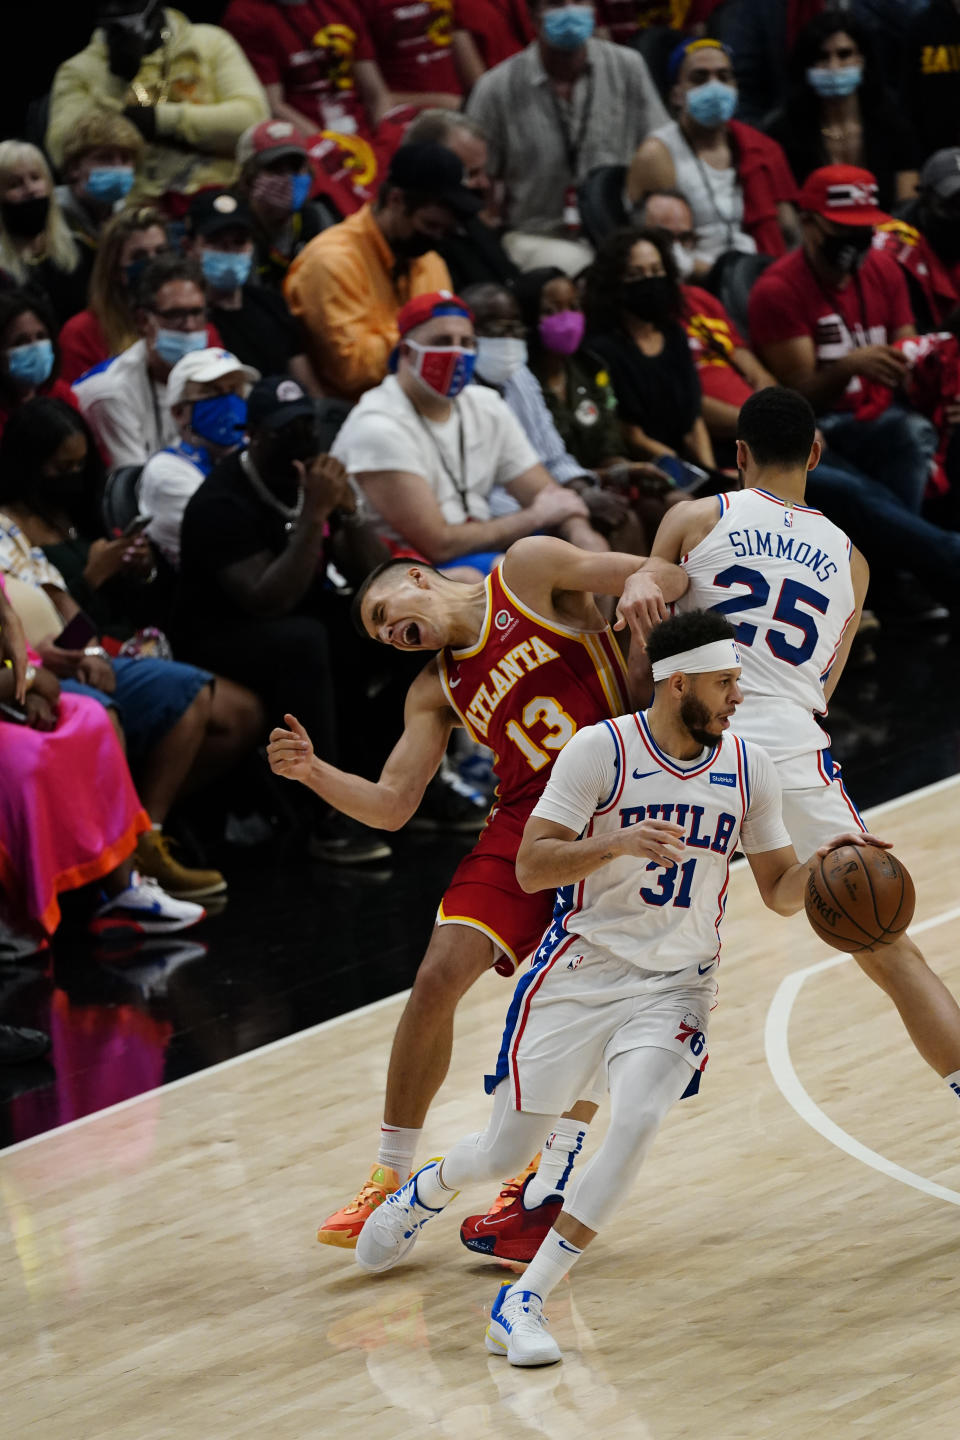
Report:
412,944,485,1010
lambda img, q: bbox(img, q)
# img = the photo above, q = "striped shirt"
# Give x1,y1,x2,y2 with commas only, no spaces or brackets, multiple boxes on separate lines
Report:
465,39,667,234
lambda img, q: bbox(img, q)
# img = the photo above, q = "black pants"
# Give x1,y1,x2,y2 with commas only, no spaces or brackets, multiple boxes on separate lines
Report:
180,593,420,777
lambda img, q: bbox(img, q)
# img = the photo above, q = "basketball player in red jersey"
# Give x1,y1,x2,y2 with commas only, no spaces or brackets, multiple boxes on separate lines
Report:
267,535,681,1246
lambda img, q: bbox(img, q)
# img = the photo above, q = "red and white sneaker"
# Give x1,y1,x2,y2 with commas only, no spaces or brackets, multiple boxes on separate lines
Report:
460,1172,561,1263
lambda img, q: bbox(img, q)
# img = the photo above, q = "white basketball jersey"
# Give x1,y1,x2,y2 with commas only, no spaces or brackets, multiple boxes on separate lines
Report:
531,714,787,973
676,488,856,762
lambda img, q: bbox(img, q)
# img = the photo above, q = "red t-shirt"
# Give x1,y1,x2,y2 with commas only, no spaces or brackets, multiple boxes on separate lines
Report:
747,246,915,410
682,285,754,409
223,0,375,134
456,0,531,68
359,0,460,94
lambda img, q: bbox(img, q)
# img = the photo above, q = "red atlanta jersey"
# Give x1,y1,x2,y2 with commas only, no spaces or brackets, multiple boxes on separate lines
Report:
437,562,629,814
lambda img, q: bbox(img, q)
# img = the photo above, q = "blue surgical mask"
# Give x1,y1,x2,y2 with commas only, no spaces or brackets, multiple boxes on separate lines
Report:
85,166,135,204
189,392,248,449
200,249,253,290
541,4,595,50
290,172,312,212
685,80,738,127
154,327,208,367
7,339,54,387
806,64,863,99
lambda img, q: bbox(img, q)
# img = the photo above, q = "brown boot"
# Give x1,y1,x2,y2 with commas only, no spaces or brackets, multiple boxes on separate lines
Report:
134,831,227,900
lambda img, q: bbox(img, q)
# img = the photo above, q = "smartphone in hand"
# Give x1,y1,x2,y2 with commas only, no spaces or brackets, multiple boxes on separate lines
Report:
53,611,98,650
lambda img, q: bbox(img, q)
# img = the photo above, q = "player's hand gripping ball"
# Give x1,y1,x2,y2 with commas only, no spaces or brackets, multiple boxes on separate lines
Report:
805,837,915,952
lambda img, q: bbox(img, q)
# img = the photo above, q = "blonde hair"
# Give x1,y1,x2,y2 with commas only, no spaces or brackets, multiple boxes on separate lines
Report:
88,204,168,356
0,140,80,281
60,112,145,177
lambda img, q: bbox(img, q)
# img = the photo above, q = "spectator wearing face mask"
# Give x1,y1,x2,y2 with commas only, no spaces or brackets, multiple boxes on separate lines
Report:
175,374,445,863
403,110,519,292
747,165,937,516
47,0,269,211
584,226,716,470
285,143,478,401
140,347,257,567
635,189,777,443
764,14,920,213
331,290,599,577
54,112,145,254
0,291,79,443
627,37,799,274
875,149,960,334
59,206,172,384
235,121,341,292
73,254,212,467
465,0,667,275
0,142,92,329
182,190,319,393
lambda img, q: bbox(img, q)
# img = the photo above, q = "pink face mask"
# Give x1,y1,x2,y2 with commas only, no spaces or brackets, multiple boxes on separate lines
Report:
538,309,585,355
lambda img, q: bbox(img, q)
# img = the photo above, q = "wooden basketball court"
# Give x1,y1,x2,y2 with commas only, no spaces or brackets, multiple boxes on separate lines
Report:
3,777,959,1439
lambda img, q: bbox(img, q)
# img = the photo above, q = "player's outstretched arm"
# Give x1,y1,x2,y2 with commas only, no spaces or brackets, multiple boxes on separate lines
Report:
516,814,685,893
747,832,892,917
267,664,456,831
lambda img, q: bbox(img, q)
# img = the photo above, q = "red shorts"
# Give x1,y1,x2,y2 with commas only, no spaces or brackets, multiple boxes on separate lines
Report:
436,805,554,977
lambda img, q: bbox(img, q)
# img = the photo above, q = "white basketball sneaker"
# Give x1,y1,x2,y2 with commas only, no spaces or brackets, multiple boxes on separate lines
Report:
355,1159,456,1273
485,1282,562,1367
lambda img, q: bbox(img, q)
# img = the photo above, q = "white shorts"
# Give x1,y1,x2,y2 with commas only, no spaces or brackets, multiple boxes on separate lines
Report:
486,934,718,1115
776,748,866,862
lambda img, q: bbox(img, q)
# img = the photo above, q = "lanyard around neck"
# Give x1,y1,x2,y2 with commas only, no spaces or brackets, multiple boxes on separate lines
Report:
415,404,469,514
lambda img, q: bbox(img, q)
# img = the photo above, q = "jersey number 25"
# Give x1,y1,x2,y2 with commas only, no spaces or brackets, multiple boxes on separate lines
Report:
710,564,829,666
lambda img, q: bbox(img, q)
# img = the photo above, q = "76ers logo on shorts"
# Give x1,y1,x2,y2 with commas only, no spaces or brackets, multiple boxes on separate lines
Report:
675,1011,708,1069
494,608,518,638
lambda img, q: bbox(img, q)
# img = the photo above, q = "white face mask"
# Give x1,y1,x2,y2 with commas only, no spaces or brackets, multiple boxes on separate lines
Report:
672,241,696,279
474,336,527,386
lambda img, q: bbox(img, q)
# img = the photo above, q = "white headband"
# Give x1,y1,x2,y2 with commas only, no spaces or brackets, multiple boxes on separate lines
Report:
650,638,741,683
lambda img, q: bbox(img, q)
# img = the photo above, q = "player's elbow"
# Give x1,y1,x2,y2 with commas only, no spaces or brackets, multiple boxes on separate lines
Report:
514,848,541,894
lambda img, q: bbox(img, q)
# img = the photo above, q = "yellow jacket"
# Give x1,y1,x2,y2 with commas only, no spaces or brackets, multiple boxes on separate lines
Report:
284,204,453,402
46,9,268,201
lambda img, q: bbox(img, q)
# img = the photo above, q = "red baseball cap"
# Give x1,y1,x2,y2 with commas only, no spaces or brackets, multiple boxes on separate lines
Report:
796,165,889,226
396,290,473,340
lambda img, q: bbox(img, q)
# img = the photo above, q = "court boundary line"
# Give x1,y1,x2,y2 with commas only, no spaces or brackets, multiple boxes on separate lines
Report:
3,772,958,1161
765,901,960,1207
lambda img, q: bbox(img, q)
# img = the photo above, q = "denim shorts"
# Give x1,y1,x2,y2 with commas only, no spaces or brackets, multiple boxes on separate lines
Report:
60,656,213,759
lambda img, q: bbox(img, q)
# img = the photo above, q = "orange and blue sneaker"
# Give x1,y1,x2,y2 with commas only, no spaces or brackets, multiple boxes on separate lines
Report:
318,1164,402,1249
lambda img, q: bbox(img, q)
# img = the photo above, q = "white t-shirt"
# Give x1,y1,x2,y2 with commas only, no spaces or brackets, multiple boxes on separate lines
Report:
331,374,538,539
139,444,210,567
72,340,177,469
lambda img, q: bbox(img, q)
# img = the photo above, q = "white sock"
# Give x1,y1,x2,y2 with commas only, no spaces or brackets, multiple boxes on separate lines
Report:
511,1226,583,1303
377,1123,421,1177
415,1157,459,1210
944,1070,960,1101
525,1120,589,1208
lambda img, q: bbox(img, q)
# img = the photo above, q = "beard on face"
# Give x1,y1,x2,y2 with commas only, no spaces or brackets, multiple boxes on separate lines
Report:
679,692,721,751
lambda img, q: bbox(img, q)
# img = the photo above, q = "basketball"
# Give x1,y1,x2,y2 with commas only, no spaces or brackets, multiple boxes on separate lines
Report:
805,844,916,953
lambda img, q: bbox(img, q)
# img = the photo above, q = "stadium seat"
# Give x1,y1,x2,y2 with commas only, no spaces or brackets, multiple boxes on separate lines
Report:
578,165,629,249
101,463,144,536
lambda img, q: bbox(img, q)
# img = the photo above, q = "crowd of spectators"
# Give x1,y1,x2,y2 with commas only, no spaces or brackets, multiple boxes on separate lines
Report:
2,0,960,1063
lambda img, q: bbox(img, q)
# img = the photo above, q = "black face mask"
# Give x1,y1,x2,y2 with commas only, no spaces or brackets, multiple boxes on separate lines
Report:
922,209,960,263
1,194,50,239
818,225,873,276
621,275,676,324
261,422,320,486
392,230,438,261
43,469,86,504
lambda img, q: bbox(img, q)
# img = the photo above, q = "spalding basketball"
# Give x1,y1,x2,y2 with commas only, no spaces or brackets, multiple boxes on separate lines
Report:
805,844,915,953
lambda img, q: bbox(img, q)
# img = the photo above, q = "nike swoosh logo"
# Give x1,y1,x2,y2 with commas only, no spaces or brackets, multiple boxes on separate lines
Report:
448,676,461,688
557,1239,581,1254
478,1214,515,1227
632,769,658,780
698,962,715,974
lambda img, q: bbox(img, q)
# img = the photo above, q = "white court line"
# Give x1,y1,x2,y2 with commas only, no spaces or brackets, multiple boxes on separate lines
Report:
764,903,960,1207
4,773,959,1161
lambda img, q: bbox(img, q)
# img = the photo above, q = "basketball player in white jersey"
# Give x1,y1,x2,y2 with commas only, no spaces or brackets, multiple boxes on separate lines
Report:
354,611,880,1365
640,386,960,1094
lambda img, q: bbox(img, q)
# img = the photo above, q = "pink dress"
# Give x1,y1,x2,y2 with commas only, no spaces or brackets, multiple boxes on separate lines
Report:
0,593,149,933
